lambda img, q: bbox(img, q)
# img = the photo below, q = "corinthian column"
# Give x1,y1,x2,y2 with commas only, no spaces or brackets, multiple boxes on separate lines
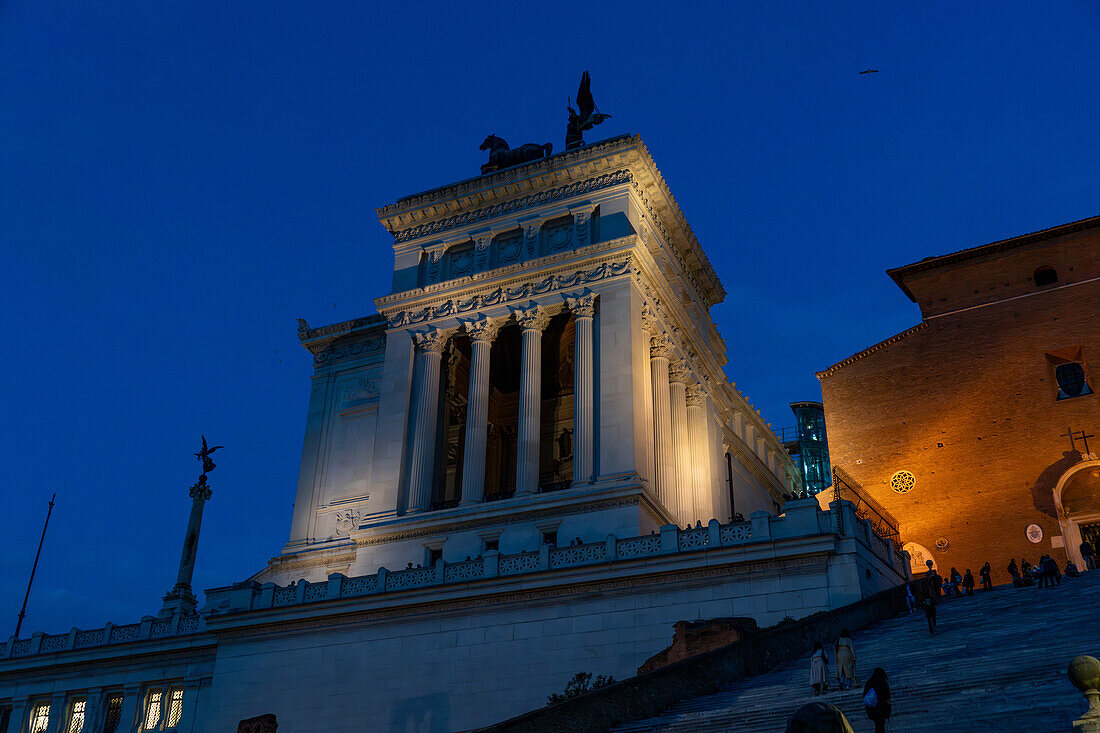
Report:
686,384,713,522
650,334,675,513
639,305,658,486
512,304,551,496
407,328,447,513
668,363,691,525
564,292,597,484
460,315,500,505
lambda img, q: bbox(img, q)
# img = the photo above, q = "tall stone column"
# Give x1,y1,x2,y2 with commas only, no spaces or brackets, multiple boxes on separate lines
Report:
650,334,675,513
407,328,447,513
687,384,714,522
639,305,658,486
460,316,499,504
564,292,597,484
669,364,692,525
513,304,551,496
160,468,214,618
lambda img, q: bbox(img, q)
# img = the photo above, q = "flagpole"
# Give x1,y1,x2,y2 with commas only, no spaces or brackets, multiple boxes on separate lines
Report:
15,493,55,639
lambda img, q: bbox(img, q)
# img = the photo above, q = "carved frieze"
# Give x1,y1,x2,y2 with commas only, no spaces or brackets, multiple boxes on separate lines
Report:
386,257,634,329
311,335,386,366
334,510,362,538
340,378,381,408
391,170,631,243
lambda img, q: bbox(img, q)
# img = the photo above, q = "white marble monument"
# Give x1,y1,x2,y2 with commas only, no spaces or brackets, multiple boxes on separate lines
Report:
0,135,907,733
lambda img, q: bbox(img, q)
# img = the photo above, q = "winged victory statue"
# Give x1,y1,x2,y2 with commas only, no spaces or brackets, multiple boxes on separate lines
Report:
566,71,612,150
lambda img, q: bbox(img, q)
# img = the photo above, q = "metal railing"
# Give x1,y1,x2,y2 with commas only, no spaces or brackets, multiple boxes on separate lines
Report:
832,466,901,549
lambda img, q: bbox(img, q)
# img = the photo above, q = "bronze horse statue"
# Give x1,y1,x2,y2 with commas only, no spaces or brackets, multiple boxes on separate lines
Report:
479,134,552,174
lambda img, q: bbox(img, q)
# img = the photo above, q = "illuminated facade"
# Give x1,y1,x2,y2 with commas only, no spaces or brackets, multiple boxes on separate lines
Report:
819,215,1100,577
0,136,910,733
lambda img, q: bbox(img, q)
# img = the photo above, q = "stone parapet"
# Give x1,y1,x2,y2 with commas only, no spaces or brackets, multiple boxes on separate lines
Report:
1,611,205,662
214,500,907,618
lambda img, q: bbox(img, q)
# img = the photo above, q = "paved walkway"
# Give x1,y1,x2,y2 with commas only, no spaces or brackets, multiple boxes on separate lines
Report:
612,571,1100,732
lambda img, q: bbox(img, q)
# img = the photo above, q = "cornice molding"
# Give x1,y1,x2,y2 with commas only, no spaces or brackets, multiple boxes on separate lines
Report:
377,136,636,222
816,322,930,379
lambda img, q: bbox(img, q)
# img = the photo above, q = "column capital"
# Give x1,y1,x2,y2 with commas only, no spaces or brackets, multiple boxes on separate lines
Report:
188,478,212,501
668,363,690,384
411,327,449,353
511,303,551,331
650,333,674,359
563,291,597,319
686,384,706,407
641,302,660,333
462,315,501,344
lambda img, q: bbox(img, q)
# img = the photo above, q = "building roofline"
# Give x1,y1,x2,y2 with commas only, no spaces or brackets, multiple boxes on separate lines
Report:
815,322,929,379
886,214,1100,302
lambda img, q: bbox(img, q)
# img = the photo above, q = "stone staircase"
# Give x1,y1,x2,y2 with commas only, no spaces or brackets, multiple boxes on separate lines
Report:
612,571,1100,732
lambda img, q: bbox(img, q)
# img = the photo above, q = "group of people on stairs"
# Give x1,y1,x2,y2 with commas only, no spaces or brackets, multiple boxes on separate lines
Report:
795,629,891,732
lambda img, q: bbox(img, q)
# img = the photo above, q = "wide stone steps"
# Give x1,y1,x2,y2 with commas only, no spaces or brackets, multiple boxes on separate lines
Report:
612,572,1100,732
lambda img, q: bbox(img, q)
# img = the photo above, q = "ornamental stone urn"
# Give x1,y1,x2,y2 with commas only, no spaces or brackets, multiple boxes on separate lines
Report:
1069,655,1100,732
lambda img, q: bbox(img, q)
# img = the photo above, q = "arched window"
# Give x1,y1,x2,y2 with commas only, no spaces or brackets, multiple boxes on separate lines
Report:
1056,362,1093,400
1034,266,1058,287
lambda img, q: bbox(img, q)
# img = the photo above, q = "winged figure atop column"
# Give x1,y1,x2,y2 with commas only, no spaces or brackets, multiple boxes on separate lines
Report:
566,71,612,150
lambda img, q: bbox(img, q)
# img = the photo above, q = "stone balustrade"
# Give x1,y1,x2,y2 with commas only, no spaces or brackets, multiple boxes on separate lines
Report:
238,500,907,616
1,611,205,661
0,500,907,663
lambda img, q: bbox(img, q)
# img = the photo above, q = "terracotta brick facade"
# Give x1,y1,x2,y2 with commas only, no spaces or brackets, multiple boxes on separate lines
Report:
818,217,1100,582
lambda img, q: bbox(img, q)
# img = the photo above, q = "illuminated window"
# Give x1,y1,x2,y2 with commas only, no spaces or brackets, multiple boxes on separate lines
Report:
142,687,184,730
165,690,184,728
1034,266,1058,287
144,691,162,730
29,703,51,733
1056,362,1093,400
102,695,123,733
890,470,915,494
67,700,86,733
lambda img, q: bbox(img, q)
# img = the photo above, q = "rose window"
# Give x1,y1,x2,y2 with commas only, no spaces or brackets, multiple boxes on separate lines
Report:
890,470,915,494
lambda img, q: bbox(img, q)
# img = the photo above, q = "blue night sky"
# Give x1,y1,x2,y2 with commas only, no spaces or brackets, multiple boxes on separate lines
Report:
3,2,1098,635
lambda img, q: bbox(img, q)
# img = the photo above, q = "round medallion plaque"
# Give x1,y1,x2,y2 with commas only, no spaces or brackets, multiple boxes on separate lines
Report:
890,470,915,494
1026,524,1043,544
935,537,949,552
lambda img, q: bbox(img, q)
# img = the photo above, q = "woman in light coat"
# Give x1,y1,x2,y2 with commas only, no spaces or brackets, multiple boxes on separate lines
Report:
809,641,829,695
834,628,856,690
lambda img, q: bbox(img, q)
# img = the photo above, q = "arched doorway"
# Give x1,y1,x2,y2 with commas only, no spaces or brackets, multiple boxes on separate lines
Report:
1054,459,1100,569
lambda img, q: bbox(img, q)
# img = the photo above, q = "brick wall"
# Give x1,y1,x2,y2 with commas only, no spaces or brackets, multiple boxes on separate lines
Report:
820,224,1100,582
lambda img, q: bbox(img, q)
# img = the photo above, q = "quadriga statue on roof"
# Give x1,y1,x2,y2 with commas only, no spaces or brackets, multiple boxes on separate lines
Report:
479,134,552,174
